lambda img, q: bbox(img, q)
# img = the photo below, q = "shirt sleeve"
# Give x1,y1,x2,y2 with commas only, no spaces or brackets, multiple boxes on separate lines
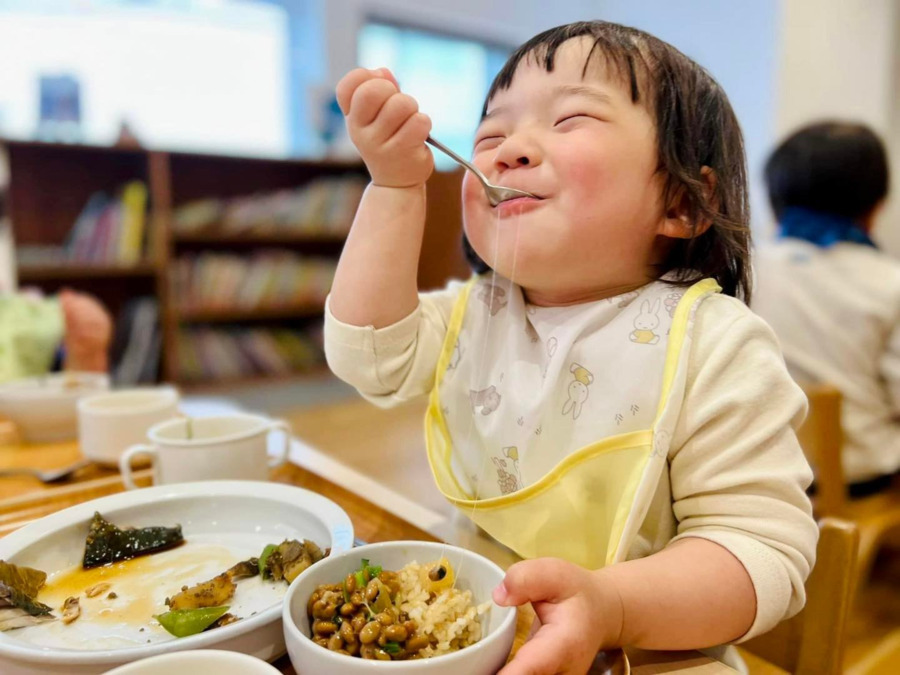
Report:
667,295,818,642
323,280,466,407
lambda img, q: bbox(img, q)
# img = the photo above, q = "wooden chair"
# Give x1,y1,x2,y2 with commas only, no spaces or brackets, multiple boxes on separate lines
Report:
740,517,859,674
798,383,900,585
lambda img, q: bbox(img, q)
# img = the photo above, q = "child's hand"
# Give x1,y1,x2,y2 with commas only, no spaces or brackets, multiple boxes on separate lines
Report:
335,67,434,188
60,289,112,373
493,558,624,675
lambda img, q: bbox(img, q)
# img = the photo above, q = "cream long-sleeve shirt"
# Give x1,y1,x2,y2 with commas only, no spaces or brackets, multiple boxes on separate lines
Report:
324,281,817,646
753,238,900,483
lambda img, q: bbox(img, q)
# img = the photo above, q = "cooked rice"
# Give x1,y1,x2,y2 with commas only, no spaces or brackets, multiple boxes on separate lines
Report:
396,560,492,658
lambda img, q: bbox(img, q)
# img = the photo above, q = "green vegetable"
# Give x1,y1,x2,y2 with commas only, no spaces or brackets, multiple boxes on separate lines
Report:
354,570,365,588
259,544,278,579
342,580,351,604
383,641,401,654
154,606,230,637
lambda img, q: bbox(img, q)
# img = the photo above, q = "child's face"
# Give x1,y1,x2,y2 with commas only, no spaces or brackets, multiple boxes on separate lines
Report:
464,37,669,304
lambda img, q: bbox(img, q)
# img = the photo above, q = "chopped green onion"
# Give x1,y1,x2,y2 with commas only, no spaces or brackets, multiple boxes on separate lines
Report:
342,579,351,604
383,641,401,654
354,570,365,588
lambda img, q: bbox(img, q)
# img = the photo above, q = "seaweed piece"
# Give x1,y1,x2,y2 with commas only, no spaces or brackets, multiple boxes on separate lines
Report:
0,560,54,631
83,512,184,569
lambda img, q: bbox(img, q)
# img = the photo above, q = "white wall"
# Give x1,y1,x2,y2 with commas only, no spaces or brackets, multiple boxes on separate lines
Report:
773,0,900,252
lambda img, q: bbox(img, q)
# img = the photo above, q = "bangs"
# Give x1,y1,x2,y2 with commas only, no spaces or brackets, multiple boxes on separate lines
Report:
481,23,655,118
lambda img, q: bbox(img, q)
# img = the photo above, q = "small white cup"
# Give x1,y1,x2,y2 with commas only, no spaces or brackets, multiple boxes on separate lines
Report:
77,387,180,465
119,413,291,489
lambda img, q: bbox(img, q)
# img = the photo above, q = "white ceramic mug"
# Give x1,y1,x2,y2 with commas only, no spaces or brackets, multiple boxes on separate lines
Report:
119,413,291,489
77,386,180,465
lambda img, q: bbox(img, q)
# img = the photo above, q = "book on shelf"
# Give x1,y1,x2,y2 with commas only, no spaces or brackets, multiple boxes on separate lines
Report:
21,180,150,267
172,174,367,238
175,251,336,313
177,326,323,382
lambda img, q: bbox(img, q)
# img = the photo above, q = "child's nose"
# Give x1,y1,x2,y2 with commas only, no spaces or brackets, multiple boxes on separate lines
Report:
493,134,541,172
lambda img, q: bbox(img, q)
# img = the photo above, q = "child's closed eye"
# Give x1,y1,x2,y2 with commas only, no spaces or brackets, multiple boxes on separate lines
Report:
554,113,600,128
474,135,504,152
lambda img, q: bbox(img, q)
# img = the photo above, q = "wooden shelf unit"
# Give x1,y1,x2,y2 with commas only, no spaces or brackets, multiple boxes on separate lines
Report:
4,138,471,388
3,139,367,386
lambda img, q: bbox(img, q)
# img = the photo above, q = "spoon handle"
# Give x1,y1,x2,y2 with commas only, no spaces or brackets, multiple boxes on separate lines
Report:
425,136,488,185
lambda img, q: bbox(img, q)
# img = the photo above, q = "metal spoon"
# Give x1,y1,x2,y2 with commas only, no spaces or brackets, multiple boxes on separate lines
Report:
0,458,93,483
425,136,536,207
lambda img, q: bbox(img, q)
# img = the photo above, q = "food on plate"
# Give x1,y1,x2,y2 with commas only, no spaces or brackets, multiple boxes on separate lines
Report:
83,512,184,568
259,539,325,584
166,558,259,611
306,557,489,660
61,596,81,624
0,560,54,631
155,539,327,638
154,605,231,638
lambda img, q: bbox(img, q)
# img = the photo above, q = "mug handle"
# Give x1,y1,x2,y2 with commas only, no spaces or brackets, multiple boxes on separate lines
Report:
267,419,292,469
119,444,158,490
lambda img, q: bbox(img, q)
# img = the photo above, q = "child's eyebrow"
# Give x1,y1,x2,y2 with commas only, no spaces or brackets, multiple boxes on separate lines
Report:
552,84,614,105
481,84,614,122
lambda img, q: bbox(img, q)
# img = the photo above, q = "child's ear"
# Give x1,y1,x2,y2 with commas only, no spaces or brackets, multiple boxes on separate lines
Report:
657,167,718,239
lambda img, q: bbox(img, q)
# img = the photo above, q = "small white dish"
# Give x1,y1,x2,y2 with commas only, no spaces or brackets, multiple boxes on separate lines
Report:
283,540,517,675
0,480,354,675
0,372,109,443
102,649,281,674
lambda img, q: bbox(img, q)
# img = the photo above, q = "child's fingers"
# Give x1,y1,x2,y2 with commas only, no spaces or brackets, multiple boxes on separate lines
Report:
375,67,400,89
335,68,376,116
367,92,420,144
347,77,399,128
497,623,572,675
493,558,574,606
382,111,432,151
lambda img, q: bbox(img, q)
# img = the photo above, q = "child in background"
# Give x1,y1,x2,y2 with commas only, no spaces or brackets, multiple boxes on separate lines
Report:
326,21,817,673
753,121,900,494
0,288,112,382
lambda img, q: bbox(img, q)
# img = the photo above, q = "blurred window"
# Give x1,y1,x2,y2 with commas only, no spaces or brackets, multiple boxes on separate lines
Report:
0,0,288,156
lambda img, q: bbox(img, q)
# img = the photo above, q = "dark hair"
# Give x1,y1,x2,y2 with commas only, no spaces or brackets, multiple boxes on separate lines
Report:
463,21,752,301
765,121,889,222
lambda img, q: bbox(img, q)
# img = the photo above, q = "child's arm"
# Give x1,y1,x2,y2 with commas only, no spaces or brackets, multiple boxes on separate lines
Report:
60,289,112,372
494,538,754,674
329,68,434,329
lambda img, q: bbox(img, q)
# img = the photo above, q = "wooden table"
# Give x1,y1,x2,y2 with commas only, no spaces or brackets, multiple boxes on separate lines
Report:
0,434,735,674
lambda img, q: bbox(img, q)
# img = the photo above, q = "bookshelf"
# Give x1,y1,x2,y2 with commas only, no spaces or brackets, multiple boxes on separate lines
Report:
2,139,470,389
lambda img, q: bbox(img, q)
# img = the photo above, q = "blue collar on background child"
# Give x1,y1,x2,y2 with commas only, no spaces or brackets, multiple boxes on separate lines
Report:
778,207,877,249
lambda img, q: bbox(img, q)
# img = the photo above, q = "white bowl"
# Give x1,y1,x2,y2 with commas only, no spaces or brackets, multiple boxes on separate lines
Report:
283,541,516,675
0,372,109,442
0,480,354,675
102,649,281,674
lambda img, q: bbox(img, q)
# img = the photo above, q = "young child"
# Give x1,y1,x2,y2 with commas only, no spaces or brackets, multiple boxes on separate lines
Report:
0,288,112,382
326,21,817,673
753,122,900,494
